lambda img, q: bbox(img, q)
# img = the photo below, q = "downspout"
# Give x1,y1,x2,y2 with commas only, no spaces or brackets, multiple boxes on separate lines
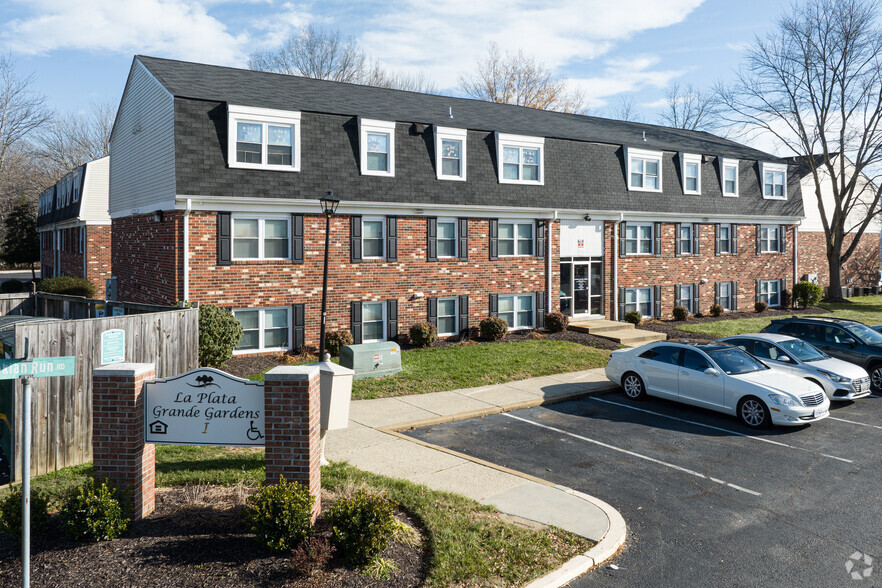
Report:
613,213,624,321
548,211,557,314
793,220,801,288
183,199,192,302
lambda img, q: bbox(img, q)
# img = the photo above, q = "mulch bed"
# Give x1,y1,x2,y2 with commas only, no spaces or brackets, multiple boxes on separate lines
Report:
0,486,427,587
223,327,618,379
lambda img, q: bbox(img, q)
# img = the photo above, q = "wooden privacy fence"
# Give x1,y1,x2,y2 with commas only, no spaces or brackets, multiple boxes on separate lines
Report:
0,293,34,316
8,306,198,482
34,292,180,320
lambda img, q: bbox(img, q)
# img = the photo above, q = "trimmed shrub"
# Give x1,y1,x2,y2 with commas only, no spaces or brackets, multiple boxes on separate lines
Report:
408,321,437,347
0,280,24,294
59,478,129,542
198,303,243,368
709,304,723,317
291,536,336,577
671,306,688,321
327,489,397,565
545,312,569,333
37,276,96,298
754,301,768,313
325,330,354,357
479,316,508,341
247,477,315,552
623,310,642,325
792,281,823,308
0,487,50,538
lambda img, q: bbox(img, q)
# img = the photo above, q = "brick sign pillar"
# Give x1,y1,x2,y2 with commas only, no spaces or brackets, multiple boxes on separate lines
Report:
92,363,156,520
264,365,322,520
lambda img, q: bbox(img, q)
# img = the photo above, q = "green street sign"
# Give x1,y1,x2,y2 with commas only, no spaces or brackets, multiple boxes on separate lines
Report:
0,357,76,380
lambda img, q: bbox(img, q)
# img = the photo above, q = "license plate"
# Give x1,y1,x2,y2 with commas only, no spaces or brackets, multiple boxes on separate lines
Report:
814,408,828,419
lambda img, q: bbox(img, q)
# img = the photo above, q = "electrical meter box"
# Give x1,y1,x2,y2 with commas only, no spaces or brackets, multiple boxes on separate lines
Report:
340,342,402,380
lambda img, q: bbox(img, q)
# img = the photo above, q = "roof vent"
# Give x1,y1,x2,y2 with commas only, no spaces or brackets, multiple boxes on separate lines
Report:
642,130,646,142
448,107,454,119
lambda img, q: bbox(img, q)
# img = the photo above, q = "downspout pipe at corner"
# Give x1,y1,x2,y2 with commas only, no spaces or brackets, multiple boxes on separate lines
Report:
613,213,624,321
183,198,192,302
548,211,557,316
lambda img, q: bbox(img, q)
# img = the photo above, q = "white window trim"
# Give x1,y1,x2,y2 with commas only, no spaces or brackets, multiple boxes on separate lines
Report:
760,161,787,200
624,287,653,316
624,222,654,255
760,279,782,307
680,152,702,195
498,219,535,257
677,284,693,313
435,126,467,181
496,132,545,186
759,224,780,253
499,293,536,330
720,157,739,197
359,118,396,177
227,104,302,172
436,297,459,336
362,301,387,343
231,214,291,261
678,223,693,254
718,282,733,311
718,223,732,254
362,216,386,259
437,218,458,258
233,307,291,354
625,147,663,193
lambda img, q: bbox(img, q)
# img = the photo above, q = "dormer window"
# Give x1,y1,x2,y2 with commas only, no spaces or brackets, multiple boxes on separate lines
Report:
227,105,301,172
496,133,544,185
434,126,467,181
761,162,787,199
359,118,396,177
720,158,739,197
626,147,663,192
681,153,701,194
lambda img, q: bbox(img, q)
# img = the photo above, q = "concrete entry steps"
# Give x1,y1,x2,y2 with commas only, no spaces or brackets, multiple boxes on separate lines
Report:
568,318,667,347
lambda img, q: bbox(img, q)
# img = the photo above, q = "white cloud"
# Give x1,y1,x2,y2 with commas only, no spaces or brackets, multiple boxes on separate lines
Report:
569,56,687,109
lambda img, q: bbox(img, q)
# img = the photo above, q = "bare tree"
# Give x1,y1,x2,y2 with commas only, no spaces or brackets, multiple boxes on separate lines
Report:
248,25,367,83
0,54,51,177
459,42,587,114
657,82,721,132
717,0,882,300
361,60,439,93
36,99,115,176
607,95,643,122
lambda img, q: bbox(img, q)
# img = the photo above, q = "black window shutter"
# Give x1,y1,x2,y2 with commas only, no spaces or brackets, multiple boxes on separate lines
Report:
536,220,546,259
489,293,498,317
427,217,438,262
618,286,625,320
779,224,787,253
536,291,546,328
292,303,305,351
732,224,739,254
387,217,398,261
387,299,398,340
715,282,721,306
458,218,468,261
654,285,662,318
427,297,438,327
351,301,363,344
458,294,469,337
674,284,682,308
755,279,761,302
692,223,700,255
675,223,682,257
489,219,499,261
693,283,700,314
731,281,738,311
619,222,627,258
654,222,662,256
755,224,761,255
291,213,304,264
714,224,721,256
780,278,787,305
350,215,362,263
217,212,232,266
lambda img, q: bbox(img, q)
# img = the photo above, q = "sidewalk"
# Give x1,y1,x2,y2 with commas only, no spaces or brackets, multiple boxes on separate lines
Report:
325,367,627,588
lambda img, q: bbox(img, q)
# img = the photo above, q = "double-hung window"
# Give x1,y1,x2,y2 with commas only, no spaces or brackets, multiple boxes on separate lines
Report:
499,294,534,329
758,225,780,253
624,287,652,316
437,297,458,336
496,133,544,185
681,153,701,194
359,118,396,177
234,307,290,352
720,158,739,196
676,284,693,313
227,105,301,171
759,280,781,307
232,216,290,260
678,224,693,255
626,147,663,192
717,282,733,311
624,223,653,255
718,224,732,254
498,221,534,256
435,126,467,181
362,217,385,258
761,162,787,199
362,301,386,342
437,219,457,257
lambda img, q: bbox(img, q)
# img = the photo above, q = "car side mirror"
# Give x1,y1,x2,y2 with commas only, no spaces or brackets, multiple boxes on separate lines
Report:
777,355,792,363
703,367,720,377
842,338,857,348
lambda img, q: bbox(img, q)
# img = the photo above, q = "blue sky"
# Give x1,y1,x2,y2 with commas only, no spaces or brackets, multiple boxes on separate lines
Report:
0,0,793,136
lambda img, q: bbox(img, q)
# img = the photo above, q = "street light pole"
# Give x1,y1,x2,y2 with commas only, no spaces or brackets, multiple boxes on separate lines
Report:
318,191,340,362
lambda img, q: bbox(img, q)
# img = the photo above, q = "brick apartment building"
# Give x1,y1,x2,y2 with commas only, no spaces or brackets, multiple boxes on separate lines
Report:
37,156,112,298
108,56,803,355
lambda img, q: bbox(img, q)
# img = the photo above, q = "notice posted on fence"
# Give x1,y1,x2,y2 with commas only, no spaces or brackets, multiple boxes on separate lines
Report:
144,368,265,446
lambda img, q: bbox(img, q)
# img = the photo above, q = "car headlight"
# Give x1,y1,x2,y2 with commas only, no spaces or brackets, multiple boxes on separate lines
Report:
818,369,850,383
768,394,802,407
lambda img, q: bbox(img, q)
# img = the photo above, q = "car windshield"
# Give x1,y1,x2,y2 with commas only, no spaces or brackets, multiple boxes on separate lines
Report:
777,339,828,362
847,323,882,345
708,348,768,375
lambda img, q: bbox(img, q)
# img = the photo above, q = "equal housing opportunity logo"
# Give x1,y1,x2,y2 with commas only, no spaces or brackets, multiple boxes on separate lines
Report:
846,551,874,581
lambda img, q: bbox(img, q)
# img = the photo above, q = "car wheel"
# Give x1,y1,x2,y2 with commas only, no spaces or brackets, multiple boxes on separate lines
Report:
738,396,770,429
870,364,882,392
621,372,647,400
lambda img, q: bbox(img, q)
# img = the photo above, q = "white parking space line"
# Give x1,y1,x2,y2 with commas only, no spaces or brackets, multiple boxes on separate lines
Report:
590,397,853,464
828,416,882,430
503,413,762,496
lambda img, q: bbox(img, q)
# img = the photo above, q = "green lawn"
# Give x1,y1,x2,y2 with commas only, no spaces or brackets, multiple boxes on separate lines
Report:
250,339,611,400
676,295,882,338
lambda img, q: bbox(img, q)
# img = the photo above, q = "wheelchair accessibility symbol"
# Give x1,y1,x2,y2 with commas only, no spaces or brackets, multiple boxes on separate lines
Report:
246,420,264,441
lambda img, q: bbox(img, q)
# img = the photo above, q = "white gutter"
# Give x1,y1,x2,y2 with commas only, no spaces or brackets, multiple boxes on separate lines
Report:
793,220,801,287
612,213,624,321
183,198,192,301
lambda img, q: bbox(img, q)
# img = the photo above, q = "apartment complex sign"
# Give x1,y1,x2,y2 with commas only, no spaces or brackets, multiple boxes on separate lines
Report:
144,368,265,446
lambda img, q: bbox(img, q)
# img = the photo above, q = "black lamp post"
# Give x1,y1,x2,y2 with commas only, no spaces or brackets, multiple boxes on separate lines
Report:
318,191,340,362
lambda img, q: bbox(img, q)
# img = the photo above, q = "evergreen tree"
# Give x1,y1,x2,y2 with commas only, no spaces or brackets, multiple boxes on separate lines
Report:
1,197,39,280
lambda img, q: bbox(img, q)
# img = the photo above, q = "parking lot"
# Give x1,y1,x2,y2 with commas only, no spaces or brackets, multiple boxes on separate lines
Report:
404,389,882,586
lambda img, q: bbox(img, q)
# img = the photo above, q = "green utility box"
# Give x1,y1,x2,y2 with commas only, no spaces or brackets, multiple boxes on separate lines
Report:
340,342,402,380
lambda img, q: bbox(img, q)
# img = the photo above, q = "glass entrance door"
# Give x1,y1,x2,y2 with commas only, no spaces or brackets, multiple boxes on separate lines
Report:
574,264,590,314
560,258,603,317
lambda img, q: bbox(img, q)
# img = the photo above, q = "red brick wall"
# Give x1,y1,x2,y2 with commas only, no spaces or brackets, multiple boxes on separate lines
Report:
86,225,112,298
606,222,795,318
112,212,183,304
798,231,881,288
